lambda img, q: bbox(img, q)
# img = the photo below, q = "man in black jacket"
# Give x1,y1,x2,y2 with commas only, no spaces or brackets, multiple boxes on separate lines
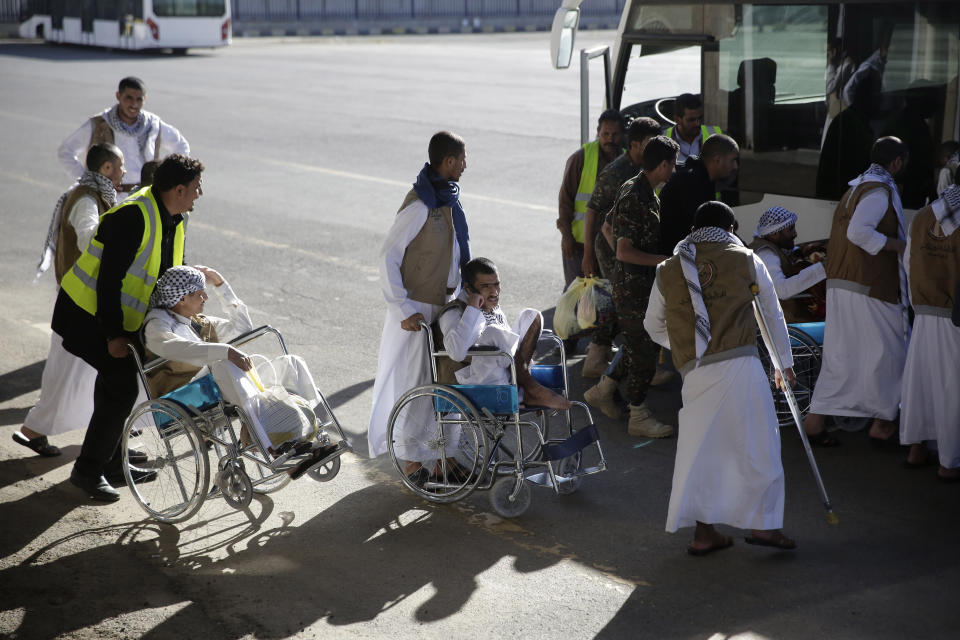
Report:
659,134,740,256
57,154,203,501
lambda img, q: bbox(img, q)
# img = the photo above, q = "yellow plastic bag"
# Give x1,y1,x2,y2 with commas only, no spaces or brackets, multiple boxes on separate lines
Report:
577,277,614,329
554,276,594,339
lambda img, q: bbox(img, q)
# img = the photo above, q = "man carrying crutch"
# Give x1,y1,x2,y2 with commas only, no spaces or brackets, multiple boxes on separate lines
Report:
644,201,798,556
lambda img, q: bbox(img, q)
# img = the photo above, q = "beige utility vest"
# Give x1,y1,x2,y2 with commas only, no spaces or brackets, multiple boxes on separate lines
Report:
145,315,219,398
54,185,112,284
825,182,900,304
398,189,455,306
658,243,758,375
909,206,960,316
747,237,811,323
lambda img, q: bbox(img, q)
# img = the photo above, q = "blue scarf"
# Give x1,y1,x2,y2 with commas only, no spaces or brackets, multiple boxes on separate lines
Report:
413,163,470,268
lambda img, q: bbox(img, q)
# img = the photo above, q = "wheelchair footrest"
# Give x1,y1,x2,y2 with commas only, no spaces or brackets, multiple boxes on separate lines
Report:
543,424,600,461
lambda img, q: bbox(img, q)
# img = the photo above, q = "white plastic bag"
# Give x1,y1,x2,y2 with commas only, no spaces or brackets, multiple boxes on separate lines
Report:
577,277,614,329
210,359,318,454
554,277,590,339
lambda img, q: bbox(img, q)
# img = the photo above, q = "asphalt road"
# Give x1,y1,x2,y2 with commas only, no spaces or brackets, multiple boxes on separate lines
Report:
0,34,958,639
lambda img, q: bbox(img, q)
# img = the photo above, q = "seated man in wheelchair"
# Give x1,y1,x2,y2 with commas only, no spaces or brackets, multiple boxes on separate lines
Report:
748,206,827,322
436,257,571,411
142,266,338,475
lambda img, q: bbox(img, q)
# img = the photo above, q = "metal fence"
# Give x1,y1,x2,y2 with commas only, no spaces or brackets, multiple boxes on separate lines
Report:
0,0,23,23
231,0,626,21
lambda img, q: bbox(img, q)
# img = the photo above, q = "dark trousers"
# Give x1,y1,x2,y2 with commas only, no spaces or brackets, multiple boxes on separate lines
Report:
75,353,141,477
53,291,143,478
613,278,658,406
562,241,584,290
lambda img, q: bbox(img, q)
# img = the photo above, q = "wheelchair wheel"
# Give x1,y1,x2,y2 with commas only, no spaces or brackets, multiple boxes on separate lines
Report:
122,400,210,524
307,455,341,482
489,476,531,518
215,457,253,509
555,453,582,495
387,385,487,504
757,327,822,427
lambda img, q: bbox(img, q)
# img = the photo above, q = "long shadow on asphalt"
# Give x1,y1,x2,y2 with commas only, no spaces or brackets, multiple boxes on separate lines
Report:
134,483,560,637
0,360,44,402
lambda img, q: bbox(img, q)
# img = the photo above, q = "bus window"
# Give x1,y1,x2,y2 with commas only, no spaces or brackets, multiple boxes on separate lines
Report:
152,1,227,17
620,44,700,124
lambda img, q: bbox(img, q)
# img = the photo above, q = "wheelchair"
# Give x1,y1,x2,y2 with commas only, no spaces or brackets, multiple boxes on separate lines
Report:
757,322,823,427
121,326,351,523
756,321,869,431
385,321,606,518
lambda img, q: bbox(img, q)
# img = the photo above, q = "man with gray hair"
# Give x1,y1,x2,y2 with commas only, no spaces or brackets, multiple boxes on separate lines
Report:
748,206,827,323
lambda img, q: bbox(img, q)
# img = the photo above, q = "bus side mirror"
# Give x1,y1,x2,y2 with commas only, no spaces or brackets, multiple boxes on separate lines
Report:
550,8,580,70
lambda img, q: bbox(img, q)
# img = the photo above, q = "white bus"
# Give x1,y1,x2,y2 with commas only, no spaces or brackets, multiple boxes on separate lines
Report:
552,0,960,240
19,0,231,53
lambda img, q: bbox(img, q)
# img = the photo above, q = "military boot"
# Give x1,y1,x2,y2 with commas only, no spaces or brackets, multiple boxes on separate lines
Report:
627,403,674,438
583,375,622,419
582,342,612,378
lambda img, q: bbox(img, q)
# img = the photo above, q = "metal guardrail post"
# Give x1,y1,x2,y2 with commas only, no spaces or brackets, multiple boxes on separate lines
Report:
579,45,611,145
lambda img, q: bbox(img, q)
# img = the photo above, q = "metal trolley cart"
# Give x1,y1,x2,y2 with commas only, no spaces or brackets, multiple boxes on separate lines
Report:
121,326,351,523
386,321,606,518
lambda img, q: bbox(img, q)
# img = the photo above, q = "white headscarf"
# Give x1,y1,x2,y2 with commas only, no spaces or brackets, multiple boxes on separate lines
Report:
150,266,205,309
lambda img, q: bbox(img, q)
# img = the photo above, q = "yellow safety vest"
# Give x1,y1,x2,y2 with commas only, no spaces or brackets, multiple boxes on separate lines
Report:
665,124,722,146
60,186,185,332
572,140,602,244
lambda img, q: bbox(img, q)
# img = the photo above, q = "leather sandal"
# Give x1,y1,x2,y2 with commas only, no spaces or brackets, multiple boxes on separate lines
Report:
12,431,61,457
808,430,840,447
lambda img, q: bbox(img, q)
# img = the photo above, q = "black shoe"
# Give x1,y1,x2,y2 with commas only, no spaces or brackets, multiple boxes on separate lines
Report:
289,444,339,480
105,465,158,487
126,448,148,465
70,469,120,502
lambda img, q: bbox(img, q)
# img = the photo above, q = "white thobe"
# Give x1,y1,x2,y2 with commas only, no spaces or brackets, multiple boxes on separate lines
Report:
899,200,960,468
142,279,252,369
754,245,826,302
438,295,540,393
58,108,189,197
810,187,908,420
645,253,793,532
22,195,111,437
367,199,460,461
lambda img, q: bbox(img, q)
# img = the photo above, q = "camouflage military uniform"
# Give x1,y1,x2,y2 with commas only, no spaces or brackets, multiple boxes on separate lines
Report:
587,153,643,348
610,171,662,406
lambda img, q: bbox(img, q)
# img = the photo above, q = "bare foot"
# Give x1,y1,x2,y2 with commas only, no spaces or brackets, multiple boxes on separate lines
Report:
745,529,797,549
523,380,572,410
403,461,422,475
868,419,896,441
688,522,733,555
938,466,960,481
21,426,43,440
906,443,929,466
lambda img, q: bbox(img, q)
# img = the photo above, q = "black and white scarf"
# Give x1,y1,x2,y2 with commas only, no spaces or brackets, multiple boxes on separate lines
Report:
674,226,744,364
149,265,206,309
35,171,117,281
847,163,910,331
481,306,507,328
936,184,960,237
105,103,159,160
